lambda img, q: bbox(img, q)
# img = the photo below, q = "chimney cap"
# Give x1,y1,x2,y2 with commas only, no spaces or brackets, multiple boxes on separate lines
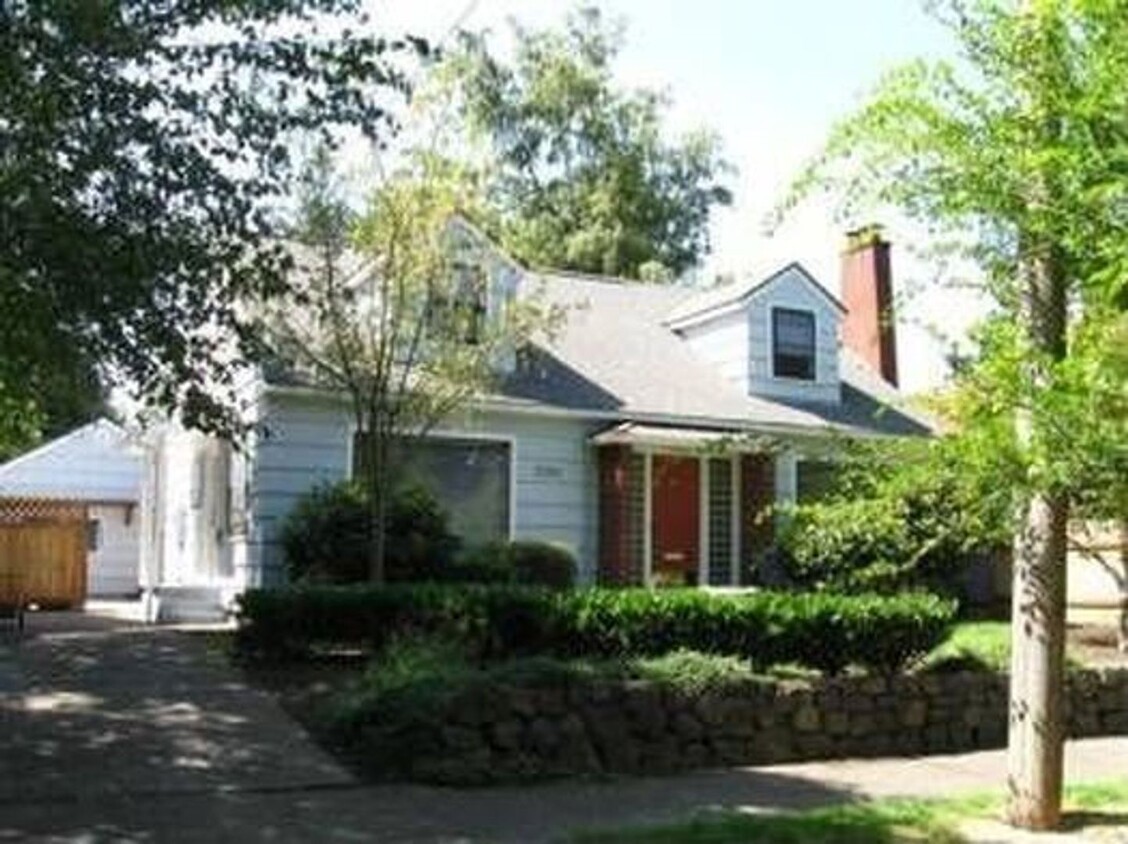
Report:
844,224,888,252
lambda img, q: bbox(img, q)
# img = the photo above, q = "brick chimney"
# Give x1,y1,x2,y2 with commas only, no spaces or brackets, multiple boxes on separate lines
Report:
841,225,898,387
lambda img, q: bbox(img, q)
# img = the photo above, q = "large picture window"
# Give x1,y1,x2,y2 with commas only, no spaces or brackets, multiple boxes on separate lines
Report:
772,308,816,380
354,434,511,548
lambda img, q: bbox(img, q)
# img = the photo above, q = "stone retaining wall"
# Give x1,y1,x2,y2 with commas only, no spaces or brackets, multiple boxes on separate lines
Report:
390,668,1128,784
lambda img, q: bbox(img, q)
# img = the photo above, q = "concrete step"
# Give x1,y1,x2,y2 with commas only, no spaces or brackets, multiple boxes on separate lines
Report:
155,586,228,624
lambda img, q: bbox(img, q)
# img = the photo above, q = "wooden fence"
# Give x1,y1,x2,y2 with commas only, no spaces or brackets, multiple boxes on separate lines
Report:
0,498,88,608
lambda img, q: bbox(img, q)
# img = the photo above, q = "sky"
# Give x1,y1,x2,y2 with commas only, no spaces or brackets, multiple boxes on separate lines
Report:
368,0,994,393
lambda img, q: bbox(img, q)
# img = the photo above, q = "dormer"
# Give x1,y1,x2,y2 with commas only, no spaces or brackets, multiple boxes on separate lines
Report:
667,263,844,405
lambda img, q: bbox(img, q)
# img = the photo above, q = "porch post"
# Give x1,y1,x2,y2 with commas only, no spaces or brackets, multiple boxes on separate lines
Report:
730,455,741,586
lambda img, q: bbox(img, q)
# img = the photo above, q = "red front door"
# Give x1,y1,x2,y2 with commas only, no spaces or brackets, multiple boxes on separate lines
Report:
651,455,700,586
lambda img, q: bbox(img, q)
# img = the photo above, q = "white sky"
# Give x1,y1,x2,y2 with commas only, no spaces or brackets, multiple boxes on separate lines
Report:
364,0,995,393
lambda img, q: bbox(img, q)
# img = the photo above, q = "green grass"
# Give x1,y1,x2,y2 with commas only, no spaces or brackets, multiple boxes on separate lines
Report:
921,621,1012,673
572,781,1128,843
920,621,1086,674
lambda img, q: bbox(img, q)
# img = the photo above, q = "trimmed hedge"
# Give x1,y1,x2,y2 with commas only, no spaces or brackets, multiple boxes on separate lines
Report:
236,585,956,674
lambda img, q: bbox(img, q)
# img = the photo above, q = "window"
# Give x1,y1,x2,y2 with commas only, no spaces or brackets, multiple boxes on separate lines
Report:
354,433,511,548
87,520,101,552
429,263,488,345
772,308,816,380
797,460,837,503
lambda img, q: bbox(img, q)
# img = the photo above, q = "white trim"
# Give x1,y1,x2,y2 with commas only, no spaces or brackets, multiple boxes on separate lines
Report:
266,383,902,441
664,261,846,331
730,454,741,586
698,456,709,587
344,421,518,541
768,305,818,384
642,451,653,587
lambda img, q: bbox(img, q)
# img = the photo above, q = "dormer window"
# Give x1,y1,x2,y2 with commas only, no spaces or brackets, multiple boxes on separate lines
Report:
430,262,487,344
772,307,816,381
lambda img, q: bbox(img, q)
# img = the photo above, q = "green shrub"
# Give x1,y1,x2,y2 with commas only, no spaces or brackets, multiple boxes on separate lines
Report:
279,481,460,584
280,481,369,584
236,585,956,674
459,539,578,589
508,540,577,589
383,484,461,582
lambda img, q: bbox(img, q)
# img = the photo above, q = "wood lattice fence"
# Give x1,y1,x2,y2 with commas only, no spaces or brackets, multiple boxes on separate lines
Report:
0,498,88,608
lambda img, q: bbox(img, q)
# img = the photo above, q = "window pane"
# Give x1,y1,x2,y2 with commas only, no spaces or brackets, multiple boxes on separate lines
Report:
398,438,510,548
773,309,816,380
707,458,733,586
797,460,837,503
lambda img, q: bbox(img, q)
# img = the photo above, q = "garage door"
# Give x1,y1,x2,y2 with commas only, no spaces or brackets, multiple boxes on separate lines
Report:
0,498,88,608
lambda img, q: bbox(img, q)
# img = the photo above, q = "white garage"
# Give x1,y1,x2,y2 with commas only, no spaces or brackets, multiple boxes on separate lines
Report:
0,419,145,599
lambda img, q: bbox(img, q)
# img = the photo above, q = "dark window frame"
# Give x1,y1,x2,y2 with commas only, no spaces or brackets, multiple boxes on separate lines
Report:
771,307,817,381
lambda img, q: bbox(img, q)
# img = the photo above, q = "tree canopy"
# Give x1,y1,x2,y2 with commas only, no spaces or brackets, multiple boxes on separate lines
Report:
440,6,733,281
1,1,424,437
781,0,1128,827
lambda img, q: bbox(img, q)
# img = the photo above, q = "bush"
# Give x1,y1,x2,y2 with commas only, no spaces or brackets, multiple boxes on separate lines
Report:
775,437,1013,597
236,585,957,674
383,484,461,582
508,541,577,589
280,481,369,584
280,481,460,584
459,540,578,589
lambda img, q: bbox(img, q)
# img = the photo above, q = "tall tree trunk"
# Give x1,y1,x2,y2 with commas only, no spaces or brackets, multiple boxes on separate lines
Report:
1007,237,1069,830
1119,520,1128,654
1007,487,1069,829
363,423,388,584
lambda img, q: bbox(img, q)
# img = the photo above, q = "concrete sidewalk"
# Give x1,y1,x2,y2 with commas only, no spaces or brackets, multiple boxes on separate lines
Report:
0,614,1124,842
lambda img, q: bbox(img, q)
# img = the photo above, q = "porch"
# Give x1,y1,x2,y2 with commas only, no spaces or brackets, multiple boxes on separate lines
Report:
593,424,798,588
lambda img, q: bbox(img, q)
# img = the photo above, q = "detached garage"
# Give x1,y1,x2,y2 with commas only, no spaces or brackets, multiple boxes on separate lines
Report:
0,420,144,605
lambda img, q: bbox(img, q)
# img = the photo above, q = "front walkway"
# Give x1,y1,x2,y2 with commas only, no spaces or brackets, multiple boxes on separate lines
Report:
1,612,1124,842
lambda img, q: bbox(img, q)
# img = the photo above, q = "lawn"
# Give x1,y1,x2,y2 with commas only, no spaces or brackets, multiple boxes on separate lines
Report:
573,780,1128,843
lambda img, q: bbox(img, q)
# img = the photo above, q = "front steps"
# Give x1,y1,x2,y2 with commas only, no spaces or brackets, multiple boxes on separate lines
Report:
153,586,230,624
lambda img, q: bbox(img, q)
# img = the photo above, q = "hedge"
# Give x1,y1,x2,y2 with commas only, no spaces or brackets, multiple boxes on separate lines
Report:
235,585,956,674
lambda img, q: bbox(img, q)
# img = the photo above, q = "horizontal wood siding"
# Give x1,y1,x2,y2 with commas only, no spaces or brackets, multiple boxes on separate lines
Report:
251,393,601,584
747,267,840,405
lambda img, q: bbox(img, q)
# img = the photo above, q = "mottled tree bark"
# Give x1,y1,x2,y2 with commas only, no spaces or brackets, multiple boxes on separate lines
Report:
1006,236,1069,830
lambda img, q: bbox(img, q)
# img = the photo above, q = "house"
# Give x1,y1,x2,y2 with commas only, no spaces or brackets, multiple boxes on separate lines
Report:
0,419,144,606
140,224,931,619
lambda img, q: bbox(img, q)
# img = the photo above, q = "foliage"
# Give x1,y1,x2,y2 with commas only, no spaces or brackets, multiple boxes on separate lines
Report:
280,481,459,585
777,435,1013,595
235,584,956,675
778,4,1128,817
438,6,733,280
384,484,462,582
462,540,578,589
264,149,559,581
574,780,1128,843
1,2,424,436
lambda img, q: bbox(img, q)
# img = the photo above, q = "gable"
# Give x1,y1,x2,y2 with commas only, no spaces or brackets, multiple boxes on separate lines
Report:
0,420,143,501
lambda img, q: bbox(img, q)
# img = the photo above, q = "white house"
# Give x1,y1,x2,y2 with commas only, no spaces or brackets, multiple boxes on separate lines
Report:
0,419,144,599
141,223,934,620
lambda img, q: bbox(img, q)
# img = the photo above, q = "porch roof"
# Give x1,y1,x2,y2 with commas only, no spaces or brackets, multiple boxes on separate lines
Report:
589,422,770,452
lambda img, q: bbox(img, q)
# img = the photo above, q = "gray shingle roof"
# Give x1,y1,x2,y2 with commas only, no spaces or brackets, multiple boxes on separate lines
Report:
501,271,932,437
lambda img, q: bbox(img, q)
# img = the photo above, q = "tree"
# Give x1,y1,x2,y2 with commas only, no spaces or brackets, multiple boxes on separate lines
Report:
264,149,559,582
781,0,1128,829
439,5,733,280
1,1,425,437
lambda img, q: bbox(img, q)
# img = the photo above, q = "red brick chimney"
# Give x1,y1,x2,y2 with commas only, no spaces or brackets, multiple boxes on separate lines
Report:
841,225,898,387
